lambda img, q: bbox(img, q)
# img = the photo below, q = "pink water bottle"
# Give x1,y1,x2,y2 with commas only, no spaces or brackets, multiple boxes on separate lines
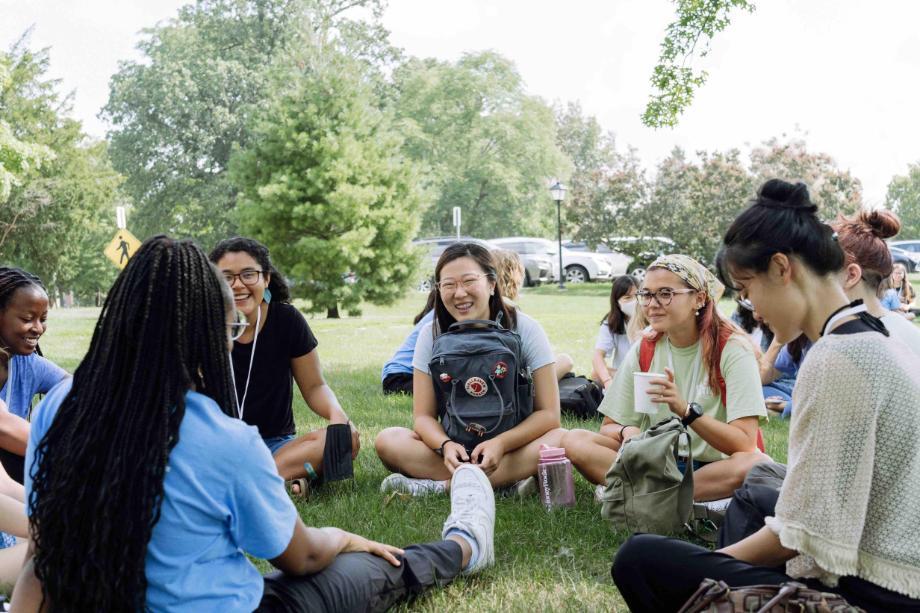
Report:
537,445,575,509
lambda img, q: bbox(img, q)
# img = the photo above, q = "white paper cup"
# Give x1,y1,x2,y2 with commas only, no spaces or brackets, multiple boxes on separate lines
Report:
633,372,666,414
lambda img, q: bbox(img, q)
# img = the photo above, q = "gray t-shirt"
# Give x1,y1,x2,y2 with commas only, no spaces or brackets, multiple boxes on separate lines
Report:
412,310,556,374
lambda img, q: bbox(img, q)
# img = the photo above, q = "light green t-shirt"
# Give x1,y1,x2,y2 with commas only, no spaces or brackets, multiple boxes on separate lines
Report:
598,334,766,463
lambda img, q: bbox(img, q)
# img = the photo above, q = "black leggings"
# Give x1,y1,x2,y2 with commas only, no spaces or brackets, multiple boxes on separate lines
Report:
258,540,463,613
612,534,920,613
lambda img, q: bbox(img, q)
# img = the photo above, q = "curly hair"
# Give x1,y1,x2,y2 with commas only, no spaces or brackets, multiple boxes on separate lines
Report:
491,248,525,301
29,236,238,611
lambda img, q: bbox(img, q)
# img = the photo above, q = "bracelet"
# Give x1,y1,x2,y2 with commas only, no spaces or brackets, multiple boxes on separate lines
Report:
438,439,452,454
618,424,629,440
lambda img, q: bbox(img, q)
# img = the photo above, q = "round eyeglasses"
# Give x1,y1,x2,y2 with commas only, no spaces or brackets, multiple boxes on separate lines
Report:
222,269,264,286
636,288,695,306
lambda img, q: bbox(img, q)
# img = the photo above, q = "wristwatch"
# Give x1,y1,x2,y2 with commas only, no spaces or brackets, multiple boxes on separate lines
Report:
682,402,703,427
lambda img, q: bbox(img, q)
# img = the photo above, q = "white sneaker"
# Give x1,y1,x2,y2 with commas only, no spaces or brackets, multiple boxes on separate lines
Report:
380,473,446,496
702,497,732,512
441,464,495,574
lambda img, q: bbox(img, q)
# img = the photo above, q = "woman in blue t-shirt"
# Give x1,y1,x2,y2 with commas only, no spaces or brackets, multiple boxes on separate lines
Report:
0,268,67,484
13,236,495,611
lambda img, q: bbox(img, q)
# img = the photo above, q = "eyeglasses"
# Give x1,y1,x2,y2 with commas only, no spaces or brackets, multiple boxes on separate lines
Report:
222,269,263,286
636,288,695,306
436,273,488,293
227,312,249,341
735,296,755,312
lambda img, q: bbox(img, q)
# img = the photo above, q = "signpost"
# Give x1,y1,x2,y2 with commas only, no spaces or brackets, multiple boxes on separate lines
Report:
104,206,140,269
453,206,461,240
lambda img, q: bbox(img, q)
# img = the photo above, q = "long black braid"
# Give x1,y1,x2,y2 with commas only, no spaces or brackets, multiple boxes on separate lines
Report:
28,236,238,611
0,267,48,359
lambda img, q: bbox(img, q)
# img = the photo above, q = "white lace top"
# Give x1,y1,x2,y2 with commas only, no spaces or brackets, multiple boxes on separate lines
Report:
765,330,920,597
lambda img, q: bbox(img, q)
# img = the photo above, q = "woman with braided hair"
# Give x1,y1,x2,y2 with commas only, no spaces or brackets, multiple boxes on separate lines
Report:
12,235,496,612
0,268,67,486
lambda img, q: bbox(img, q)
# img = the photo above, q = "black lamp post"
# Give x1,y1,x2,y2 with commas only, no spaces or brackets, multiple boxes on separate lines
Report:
550,180,567,289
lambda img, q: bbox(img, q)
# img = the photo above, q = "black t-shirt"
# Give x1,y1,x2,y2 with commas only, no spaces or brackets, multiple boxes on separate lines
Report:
231,301,318,438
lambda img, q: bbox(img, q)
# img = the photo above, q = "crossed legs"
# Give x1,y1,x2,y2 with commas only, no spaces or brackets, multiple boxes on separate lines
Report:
374,427,566,489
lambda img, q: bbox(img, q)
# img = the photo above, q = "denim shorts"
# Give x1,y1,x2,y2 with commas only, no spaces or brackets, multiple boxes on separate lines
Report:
262,434,296,455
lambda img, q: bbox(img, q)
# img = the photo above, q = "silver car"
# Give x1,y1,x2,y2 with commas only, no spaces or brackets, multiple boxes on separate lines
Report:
412,237,495,291
490,237,620,284
485,238,556,286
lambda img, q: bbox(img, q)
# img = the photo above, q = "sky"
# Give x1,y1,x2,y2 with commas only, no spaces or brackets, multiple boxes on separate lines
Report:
2,0,919,204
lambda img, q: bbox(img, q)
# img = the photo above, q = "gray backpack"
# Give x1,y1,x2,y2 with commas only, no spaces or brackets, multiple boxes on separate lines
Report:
599,416,694,534
429,318,534,452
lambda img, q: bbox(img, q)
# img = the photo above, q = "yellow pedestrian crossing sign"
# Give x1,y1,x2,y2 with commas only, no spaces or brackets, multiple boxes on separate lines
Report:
105,229,142,269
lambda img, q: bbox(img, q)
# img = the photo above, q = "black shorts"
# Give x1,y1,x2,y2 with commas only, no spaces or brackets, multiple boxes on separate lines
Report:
382,372,414,395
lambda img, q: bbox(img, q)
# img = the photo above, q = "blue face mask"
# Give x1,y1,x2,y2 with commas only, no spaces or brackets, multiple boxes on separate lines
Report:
263,287,272,304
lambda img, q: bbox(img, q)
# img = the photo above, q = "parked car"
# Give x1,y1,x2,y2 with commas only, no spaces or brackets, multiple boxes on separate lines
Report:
484,237,557,286
412,236,490,291
490,237,614,284
890,246,918,273
562,241,631,277
606,237,677,281
890,240,920,269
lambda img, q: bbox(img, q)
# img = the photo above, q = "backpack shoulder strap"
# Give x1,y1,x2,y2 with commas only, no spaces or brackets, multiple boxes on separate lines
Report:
714,333,765,452
715,334,729,408
638,336,657,372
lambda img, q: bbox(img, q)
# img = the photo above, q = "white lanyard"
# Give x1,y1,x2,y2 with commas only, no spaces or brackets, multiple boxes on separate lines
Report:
228,303,262,420
664,337,703,404
821,303,867,337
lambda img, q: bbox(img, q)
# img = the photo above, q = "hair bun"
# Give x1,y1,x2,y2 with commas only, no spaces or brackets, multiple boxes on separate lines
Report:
757,179,817,212
859,208,900,240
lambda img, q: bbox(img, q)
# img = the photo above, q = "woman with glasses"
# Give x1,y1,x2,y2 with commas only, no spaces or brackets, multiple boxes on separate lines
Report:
612,180,920,613
210,237,357,495
374,242,563,496
561,254,767,502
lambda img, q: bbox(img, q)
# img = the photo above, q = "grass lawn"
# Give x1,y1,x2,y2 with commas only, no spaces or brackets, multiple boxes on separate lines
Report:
36,284,805,611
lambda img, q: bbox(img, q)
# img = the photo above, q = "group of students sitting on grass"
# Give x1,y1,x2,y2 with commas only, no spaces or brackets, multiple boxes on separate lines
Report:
0,178,916,611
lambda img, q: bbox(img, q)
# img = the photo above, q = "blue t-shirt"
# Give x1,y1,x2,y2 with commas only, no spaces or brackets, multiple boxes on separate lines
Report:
26,380,298,612
881,289,901,311
1,353,67,419
381,310,434,380
774,342,811,378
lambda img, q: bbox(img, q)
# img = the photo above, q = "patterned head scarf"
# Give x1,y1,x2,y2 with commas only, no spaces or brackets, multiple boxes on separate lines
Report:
647,254,725,304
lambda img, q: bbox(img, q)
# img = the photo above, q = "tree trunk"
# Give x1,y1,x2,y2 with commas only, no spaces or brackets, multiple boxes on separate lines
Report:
327,304,340,319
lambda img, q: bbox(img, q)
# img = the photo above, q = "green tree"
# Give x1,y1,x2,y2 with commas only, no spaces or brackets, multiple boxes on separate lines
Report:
232,56,424,318
103,0,393,245
0,47,53,204
554,102,648,248
644,0,755,128
646,147,754,265
749,137,862,220
392,51,570,238
0,40,122,299
885,163,920,239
